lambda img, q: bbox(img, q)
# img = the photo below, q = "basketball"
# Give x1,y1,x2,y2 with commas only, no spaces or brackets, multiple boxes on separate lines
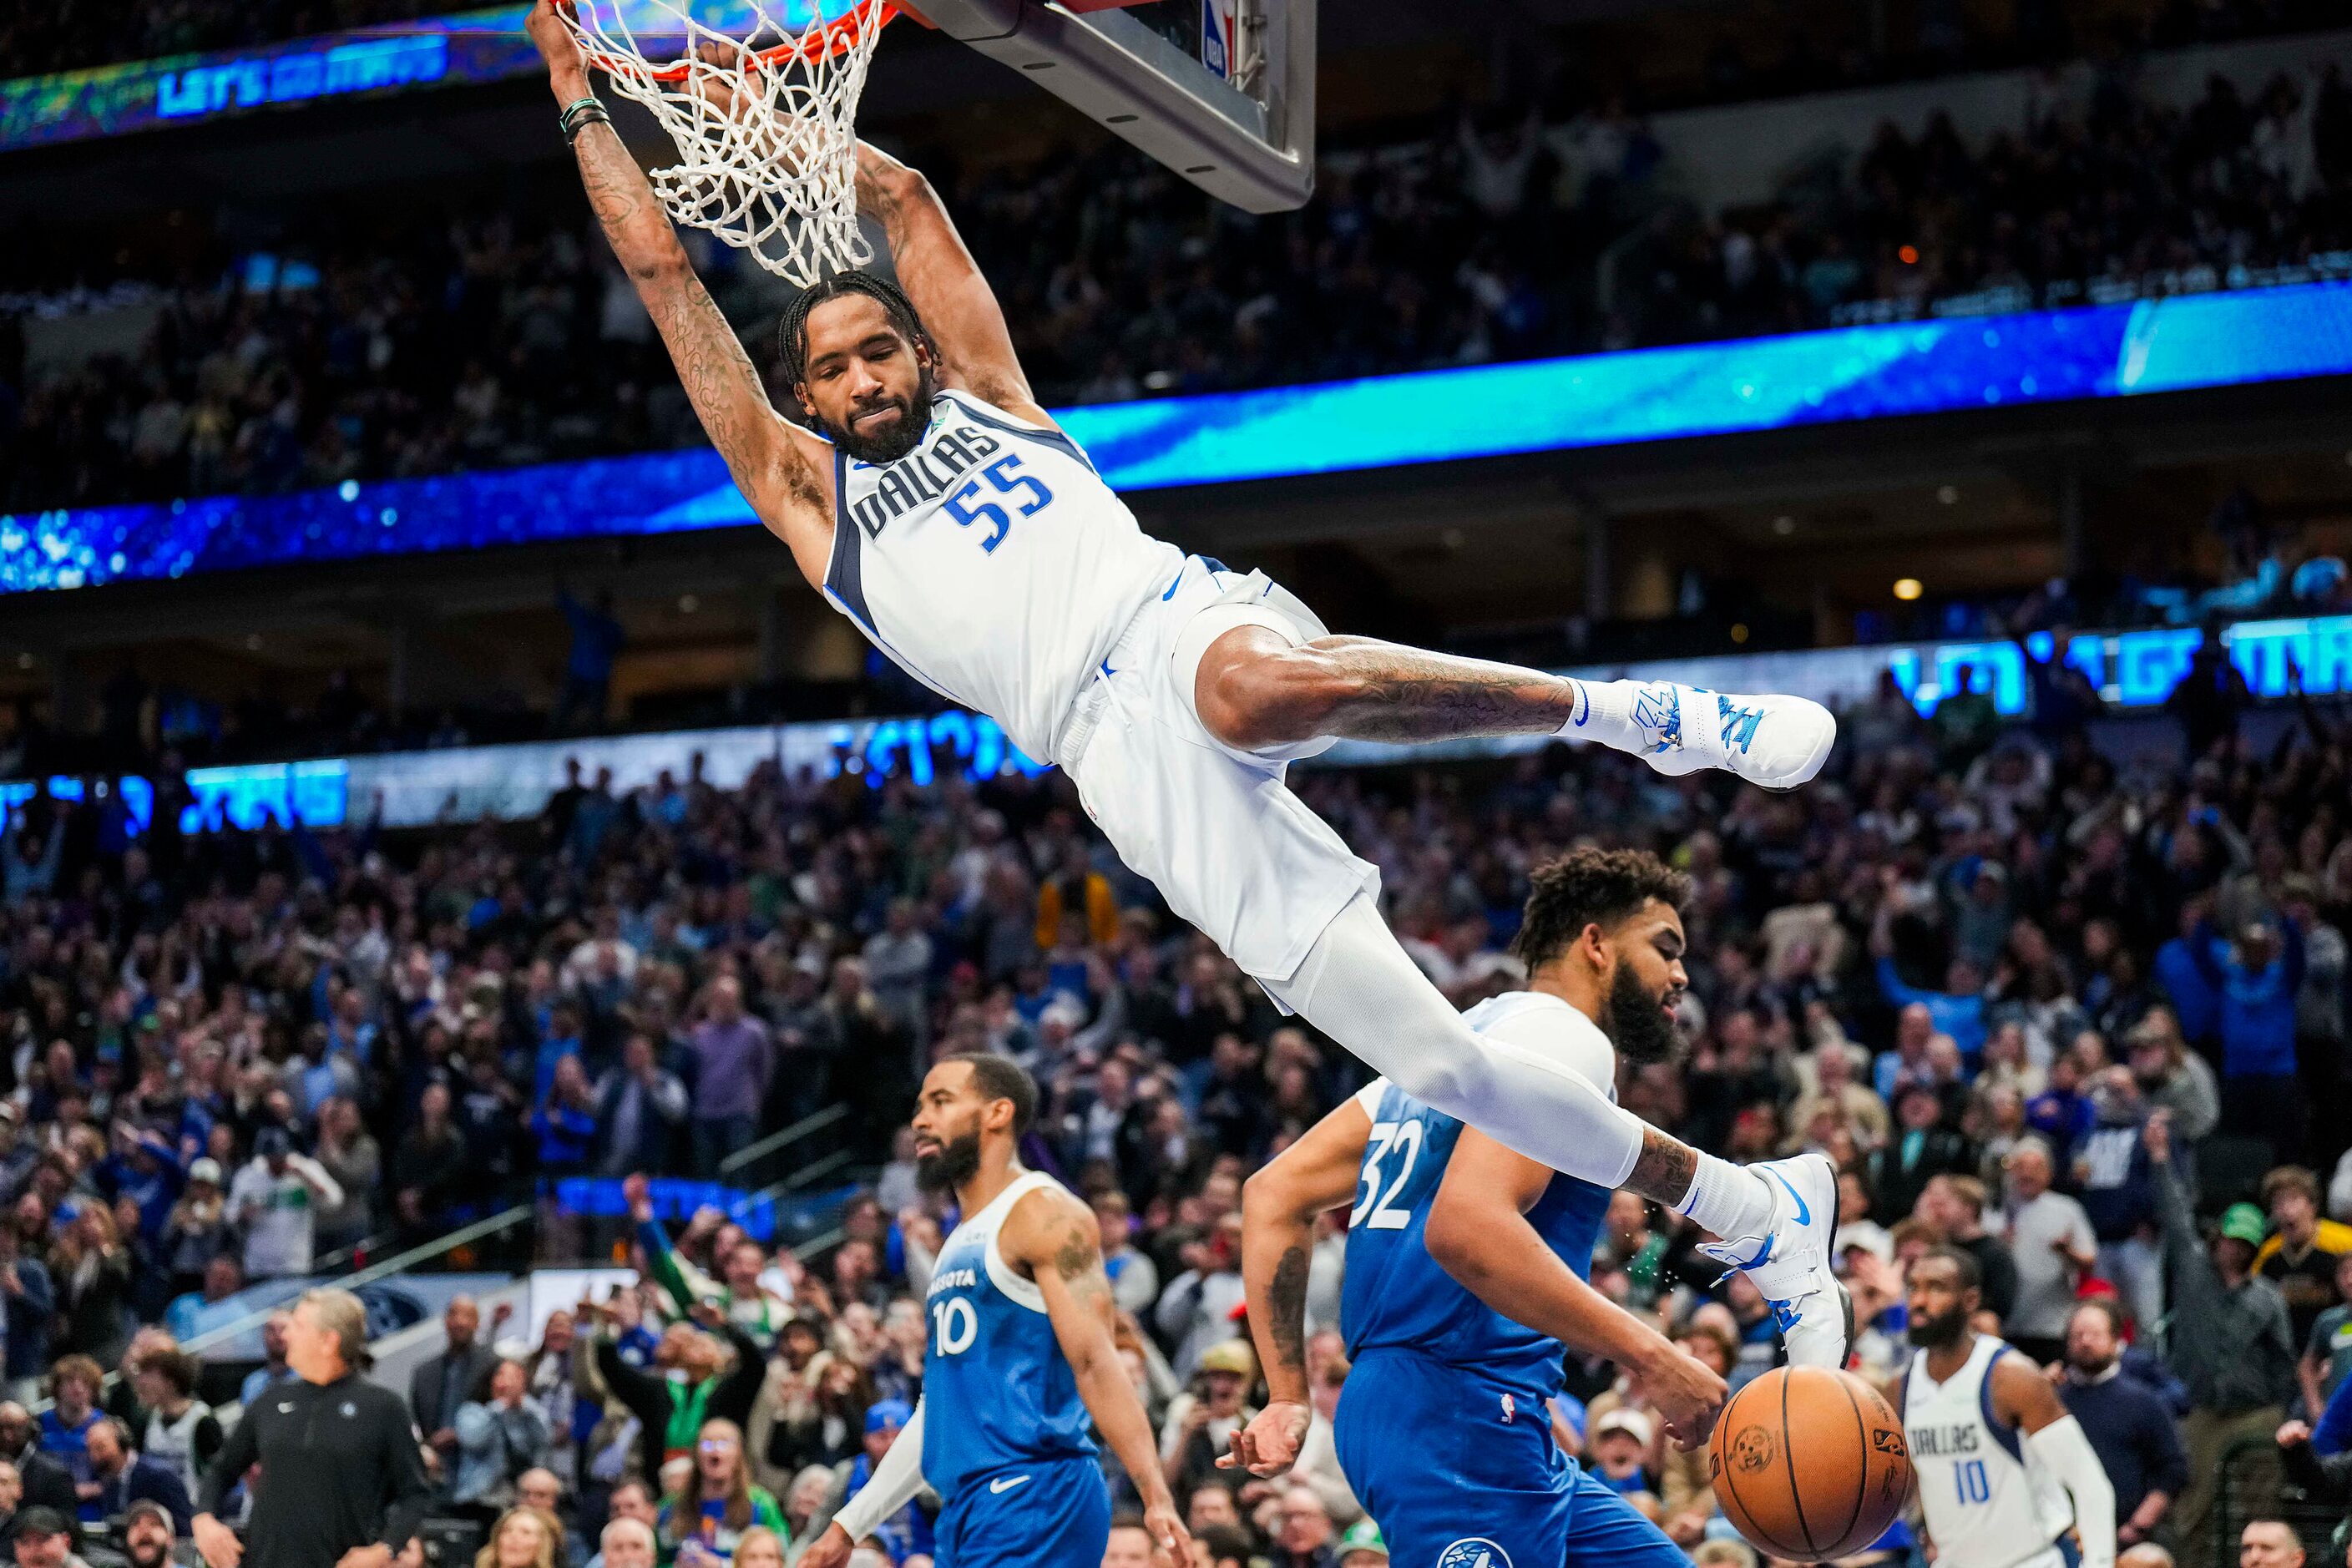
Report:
1709,1366,1914,1562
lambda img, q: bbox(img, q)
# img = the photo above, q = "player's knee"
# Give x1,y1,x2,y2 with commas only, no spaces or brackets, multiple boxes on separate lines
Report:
1201,642,1363,751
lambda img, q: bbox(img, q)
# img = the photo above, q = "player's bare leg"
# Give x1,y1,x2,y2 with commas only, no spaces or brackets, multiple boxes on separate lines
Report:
1195,625,1835,789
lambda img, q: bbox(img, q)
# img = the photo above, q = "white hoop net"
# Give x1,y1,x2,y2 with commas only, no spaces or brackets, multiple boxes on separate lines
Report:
564,0,895,286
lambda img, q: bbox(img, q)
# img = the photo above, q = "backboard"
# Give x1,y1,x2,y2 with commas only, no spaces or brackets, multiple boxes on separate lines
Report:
905,0,1313,212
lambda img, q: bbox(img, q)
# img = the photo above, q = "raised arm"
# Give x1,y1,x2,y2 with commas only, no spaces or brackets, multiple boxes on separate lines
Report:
1426,1128,1725,1448
1013,1186,1189,1565
1224,1094,1373,1478
527,2,832,575
853,143,1047,425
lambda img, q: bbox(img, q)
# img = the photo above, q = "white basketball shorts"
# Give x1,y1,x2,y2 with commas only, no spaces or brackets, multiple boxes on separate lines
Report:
1052,554,1380,989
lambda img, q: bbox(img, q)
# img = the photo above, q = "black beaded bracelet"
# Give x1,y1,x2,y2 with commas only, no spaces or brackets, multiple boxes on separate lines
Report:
559,95,610,141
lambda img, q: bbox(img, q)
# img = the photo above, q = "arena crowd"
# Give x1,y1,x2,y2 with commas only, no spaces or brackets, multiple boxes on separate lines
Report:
3,616,2352,1565
4,48,2349,516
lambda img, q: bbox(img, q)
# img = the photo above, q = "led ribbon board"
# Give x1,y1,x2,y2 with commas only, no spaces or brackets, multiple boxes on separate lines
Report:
0,0,860,152
3,279,2350,594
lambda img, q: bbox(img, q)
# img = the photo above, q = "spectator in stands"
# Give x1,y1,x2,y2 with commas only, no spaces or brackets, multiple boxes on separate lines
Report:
2303,1252,2352,1419
1155,1212,1247,1380
118,1497,175,1568
477,1503,562,1568
12,1506,86,1568
592,1513,656,1568
414,1297,504,1472
159,1161,233,1300
129,1348,220,1503
594,1035,689,1181
39,1357,104,1496
1919,1176,2020,1327
312,1098,382,1254
2189,911,2308,1161
1866,1084,1971,1223
239,1313,296,1407
0,1407,78,1529
80,1417,190,1534
230,1126,343,1279
452,1360,553,1519
2075,1068,2164,1333
0,1219,55,1402
48,1203,134,1367
826,1399,930,1564
2060,1301,2188,1550
594,1309,766,1487
2000,1137,2097,1364
687,978,773,1178
655,1419,784,1565
2256,1166,2352,1350
2238,1520,2305,1568
1268,1485,1338,1568
2149,1113,2296,1549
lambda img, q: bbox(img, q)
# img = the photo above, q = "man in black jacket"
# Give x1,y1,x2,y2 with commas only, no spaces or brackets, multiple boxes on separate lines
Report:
408,1296,501,1465
0,1404,82,1520
193,1288,431,1568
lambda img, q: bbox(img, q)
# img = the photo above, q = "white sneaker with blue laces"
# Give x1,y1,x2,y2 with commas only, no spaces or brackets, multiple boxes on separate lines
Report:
1697,1152,1852,1368
1623,680,1836,790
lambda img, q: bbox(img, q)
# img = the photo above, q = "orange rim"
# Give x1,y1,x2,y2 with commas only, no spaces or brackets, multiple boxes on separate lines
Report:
588,0,897,83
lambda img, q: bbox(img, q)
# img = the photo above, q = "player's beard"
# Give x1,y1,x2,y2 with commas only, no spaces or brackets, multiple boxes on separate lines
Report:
827,368,937,465
1907,1302,1970,1348
914,1128,981,1192
1604,964,1684,1067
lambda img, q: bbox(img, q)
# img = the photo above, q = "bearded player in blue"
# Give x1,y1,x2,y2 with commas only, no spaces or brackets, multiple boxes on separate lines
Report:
800,1053,1189,1568
1227,848,1757,1568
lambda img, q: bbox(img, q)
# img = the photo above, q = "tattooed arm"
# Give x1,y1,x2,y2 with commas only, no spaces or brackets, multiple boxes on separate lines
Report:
526,2,833,583
852,143,1050,427
1427,1126,1725,1449
1222,1094,1373,1479
1013,1188,1188,1563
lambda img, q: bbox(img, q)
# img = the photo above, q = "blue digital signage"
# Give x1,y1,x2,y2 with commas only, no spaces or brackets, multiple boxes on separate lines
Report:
5,610,2347,842
2,279,2349,595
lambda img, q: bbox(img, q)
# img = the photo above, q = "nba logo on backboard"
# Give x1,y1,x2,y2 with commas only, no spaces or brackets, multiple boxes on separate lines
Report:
1201,0,1237,78
1437,1541,1511,1568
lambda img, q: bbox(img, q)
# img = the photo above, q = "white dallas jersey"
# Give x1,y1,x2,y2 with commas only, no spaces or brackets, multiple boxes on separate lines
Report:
1904,1335,2074,1568
826,387,1185,763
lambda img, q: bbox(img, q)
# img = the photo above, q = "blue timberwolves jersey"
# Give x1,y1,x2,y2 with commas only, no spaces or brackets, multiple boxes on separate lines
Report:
1340,991,1616,1399
922,1170,1098,1496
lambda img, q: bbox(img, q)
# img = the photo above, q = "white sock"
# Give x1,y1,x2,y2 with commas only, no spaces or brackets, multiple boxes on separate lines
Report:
1270,894,1645,1186
1673,1152,1775,1244
1558,677,1647,750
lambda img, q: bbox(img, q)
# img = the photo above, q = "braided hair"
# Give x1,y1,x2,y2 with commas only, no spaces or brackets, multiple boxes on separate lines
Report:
775,269,932,387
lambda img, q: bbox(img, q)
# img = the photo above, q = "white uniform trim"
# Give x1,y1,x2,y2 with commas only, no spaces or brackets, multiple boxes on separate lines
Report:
954,1169,1058,1314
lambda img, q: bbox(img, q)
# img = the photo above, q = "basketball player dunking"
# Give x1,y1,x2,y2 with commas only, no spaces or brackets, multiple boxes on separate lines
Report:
1226,849,1729,1568
801,1054,1188,1568
529,0,1850,1367
1901,1248,2117,1568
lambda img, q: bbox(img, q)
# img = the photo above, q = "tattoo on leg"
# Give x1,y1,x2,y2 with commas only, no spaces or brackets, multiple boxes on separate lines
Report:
1626,1127,1699,1207
1267,1245,1310,1376
1315,640,1580,742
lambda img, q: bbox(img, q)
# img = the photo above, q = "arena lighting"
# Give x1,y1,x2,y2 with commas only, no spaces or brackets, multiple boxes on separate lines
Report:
7,612,2350,837
1893,578,1925,600
6,279,2352,595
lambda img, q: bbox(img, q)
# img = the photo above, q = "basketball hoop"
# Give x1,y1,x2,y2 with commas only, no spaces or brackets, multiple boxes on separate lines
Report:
562,0,899,286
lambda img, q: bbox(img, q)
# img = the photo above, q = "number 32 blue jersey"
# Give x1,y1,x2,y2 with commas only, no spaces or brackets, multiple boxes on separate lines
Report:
1339,991,1616,1400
